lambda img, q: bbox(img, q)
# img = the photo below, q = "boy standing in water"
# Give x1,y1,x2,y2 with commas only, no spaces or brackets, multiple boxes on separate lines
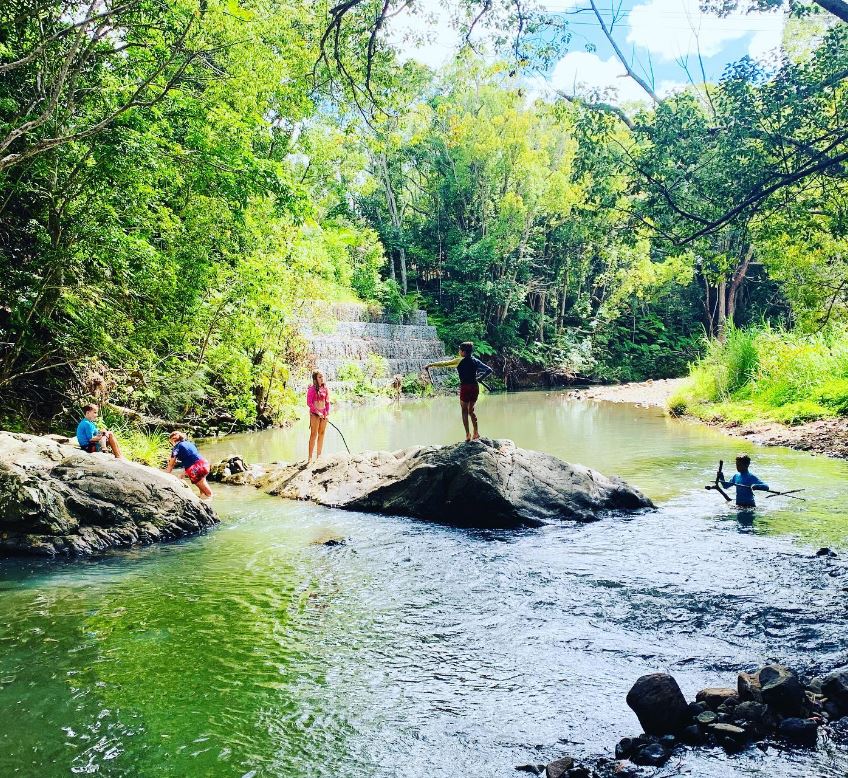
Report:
720,454,769,507
425,341,493,442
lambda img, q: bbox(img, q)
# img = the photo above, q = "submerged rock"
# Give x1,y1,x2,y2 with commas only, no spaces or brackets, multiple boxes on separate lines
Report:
0,432,218,557
256,438,653,528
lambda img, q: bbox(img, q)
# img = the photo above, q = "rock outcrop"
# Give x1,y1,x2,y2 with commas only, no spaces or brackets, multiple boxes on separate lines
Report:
253,438,653,527
0,432,218,557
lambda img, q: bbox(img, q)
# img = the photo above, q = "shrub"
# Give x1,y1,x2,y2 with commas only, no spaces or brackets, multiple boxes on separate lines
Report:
814,378,848,416
771,400,833,426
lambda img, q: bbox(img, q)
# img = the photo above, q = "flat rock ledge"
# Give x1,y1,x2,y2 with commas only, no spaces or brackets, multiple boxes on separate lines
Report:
0,432,218,558
217,438,653,528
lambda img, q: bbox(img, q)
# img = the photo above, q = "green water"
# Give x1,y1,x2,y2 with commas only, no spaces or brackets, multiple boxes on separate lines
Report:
1,392,847,777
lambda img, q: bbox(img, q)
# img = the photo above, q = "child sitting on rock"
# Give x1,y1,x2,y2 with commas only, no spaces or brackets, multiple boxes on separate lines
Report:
166,431,212,499
76,403,123,458
720,454,769,507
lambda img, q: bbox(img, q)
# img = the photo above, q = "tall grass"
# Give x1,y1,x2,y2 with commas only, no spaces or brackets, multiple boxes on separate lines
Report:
98,407,171,466
668,325,848,426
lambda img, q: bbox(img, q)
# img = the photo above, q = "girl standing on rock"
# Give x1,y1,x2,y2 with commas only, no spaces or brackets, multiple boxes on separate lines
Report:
166,431,212,499
307,370,330,462
426,341,493,442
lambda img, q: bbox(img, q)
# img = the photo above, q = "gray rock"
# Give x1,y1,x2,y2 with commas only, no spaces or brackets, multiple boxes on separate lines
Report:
545,756,574,778
777,717,818,746
0,432,217,557
209,456,263,485
759,665,805,715
707,722,749,749
696,711,718,726
688,700,709,717
822,670,848,711
626,673,690,735
680,724,706,745
256,438,653,527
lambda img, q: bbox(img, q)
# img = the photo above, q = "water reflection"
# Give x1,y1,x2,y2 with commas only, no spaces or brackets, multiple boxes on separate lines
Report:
0,392,847,777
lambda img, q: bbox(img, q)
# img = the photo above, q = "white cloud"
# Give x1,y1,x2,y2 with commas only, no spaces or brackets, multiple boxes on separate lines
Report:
383,0,460,70
549,51,655,106
627,0,784,62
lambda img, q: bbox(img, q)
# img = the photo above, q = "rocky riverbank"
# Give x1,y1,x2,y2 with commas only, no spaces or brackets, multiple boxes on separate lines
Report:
210,438,654,527
0,432,218,557
523,662,848,777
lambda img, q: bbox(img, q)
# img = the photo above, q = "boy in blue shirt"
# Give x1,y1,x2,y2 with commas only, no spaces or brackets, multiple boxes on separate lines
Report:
76,403,123,458
720,454,769,507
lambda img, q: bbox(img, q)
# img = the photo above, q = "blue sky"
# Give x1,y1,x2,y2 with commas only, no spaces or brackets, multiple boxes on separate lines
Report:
386,0,787,104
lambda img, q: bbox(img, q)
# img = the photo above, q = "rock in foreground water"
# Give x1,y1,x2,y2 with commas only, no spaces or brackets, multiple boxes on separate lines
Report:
626,673,691,735
256,438,653,527
0,432,218,557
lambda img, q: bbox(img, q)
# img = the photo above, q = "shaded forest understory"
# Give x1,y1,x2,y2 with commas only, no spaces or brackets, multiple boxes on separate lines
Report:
1,0,847,443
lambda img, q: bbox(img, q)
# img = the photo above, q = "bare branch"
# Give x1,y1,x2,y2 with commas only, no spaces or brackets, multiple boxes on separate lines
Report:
588,0,659,103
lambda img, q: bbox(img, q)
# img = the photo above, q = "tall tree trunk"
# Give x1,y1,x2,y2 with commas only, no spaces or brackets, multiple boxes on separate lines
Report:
538,290,546,343
716,279,727,342
726,243,753,325
375,152,407,293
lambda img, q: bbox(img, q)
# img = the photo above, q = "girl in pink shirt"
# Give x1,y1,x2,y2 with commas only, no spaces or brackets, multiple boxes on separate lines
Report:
307,370,330,461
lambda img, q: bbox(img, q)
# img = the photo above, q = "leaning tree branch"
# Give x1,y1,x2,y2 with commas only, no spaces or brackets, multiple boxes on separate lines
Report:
588,0,659,103
682,143,848,244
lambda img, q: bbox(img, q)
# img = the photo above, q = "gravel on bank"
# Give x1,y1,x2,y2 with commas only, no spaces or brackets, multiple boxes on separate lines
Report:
568,378,687,409
568,378,848,460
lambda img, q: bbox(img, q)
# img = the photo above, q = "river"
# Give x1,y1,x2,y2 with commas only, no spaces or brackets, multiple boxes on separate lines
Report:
1,392,847,777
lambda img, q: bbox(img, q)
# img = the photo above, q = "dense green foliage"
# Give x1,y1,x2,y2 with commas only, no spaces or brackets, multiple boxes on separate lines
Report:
0,0,386,429
669,325,848,425
1,0,847,435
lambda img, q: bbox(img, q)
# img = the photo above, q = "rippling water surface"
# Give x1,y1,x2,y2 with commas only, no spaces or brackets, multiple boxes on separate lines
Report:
2,392,847,777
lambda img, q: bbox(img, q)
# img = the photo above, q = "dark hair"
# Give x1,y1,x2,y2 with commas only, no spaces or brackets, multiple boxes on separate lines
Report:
459,341,474,355
83,403,98,414
736,454,751,468
312,370,324,391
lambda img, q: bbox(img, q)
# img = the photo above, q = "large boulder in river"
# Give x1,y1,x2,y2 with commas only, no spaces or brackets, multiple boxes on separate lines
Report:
255,438,652,528
626,673,691,735
0,432,218,557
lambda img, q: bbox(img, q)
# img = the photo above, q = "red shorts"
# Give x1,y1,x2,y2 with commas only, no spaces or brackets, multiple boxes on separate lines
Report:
459,383,479,403
185,459,210,484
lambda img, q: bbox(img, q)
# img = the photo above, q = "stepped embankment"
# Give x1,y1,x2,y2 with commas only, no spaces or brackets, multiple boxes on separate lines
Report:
300,302,447,384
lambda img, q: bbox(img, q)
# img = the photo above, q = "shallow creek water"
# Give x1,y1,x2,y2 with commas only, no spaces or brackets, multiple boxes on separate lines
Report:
1,392,848,777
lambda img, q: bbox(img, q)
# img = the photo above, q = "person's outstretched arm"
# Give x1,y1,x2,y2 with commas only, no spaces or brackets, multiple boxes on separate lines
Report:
426,357,461,370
